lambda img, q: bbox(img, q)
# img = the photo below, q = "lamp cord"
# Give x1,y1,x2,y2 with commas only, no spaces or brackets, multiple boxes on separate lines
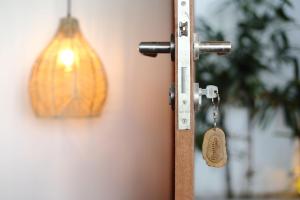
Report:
67,0,72,17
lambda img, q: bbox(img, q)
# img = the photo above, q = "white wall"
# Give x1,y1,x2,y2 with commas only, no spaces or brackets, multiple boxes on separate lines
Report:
195,0,300,198
0,0,173,200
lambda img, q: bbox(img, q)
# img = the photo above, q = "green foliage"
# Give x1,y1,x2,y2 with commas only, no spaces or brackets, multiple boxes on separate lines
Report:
195,0,299,150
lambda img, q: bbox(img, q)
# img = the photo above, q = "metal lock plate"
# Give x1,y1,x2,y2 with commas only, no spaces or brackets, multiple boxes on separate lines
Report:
177,0,191,130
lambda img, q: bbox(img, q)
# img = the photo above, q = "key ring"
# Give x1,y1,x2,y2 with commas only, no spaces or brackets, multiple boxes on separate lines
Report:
203,89,227,168
211,91,220,128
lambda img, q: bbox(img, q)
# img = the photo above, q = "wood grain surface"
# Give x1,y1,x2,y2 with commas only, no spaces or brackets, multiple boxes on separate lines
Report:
202,128,227,168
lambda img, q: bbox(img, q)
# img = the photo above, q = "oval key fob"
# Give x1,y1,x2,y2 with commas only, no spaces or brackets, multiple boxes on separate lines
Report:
202,128,227,168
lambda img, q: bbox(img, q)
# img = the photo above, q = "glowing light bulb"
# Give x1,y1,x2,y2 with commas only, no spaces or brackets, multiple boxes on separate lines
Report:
29,17,107,117
59,49,75,71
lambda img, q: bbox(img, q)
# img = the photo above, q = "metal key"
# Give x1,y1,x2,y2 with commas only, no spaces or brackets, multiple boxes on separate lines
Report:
205,85,218,99
194,84,219,111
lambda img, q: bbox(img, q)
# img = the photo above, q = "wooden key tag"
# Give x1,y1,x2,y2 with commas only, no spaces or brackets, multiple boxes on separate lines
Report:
202,128,227,168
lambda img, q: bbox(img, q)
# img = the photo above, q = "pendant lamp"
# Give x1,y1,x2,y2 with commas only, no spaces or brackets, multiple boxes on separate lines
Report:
29,0,107,117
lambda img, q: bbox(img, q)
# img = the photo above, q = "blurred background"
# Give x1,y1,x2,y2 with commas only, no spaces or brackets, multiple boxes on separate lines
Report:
1,0,300,199
0,0,173,199
194,0,300,199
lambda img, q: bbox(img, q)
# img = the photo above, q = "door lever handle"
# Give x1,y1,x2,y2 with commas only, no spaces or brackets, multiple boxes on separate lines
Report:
138,34,231,61
194,41,231,54
139,42,172,56
138,35,175,61
194,33,231,60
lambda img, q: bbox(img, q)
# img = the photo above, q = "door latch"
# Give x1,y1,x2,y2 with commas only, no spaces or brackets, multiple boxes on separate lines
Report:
179,21,188,37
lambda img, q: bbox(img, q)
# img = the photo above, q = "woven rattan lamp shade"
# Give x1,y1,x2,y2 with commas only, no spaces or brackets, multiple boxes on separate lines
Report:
29,17,107,117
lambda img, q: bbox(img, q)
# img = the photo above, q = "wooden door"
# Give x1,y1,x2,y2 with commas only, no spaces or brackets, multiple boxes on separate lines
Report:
138,0,231,199
174,0,195,199
138,0,195,198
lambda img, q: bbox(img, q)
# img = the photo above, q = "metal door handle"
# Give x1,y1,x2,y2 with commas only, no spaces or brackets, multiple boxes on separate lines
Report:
138,34,231,61
193,34,231,60
138,35,175,60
